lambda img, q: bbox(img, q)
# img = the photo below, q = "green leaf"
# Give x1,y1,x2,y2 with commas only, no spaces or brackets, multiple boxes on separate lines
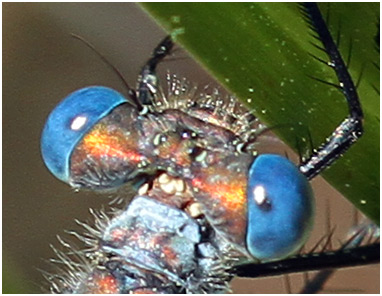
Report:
141,3,379,223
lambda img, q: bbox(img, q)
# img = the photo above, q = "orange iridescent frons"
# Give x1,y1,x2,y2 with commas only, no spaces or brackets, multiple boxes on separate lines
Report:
81,122,143,163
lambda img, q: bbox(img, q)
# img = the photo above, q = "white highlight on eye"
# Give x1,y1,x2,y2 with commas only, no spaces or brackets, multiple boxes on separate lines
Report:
253,185,267,205
70,115,87,131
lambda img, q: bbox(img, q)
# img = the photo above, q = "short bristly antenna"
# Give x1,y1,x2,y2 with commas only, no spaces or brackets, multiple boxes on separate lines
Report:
71,33,143,111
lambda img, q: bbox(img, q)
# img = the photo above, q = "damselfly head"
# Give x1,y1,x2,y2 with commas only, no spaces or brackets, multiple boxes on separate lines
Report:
39,3,377,290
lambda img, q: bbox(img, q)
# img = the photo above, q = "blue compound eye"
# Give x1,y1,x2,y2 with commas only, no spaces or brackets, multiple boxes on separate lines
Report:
40,86,127,183
246,154,314,261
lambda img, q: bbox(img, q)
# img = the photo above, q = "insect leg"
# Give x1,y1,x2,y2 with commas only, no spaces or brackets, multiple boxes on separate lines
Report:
233,228,379,279
137,36,174,108
298,221,379,293
299,3,363,179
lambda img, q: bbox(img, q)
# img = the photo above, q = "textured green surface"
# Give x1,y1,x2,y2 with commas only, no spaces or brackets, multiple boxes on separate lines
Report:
142,3,379,223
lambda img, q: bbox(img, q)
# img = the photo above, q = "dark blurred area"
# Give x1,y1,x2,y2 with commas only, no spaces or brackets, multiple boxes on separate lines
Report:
3,3,379,293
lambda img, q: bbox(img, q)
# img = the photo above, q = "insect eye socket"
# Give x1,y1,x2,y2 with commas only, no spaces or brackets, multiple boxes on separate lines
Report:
40,86,127,183
246,154,315,261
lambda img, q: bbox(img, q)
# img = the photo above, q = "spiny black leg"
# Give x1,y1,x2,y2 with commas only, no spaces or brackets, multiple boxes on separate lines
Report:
137,36,174,109
299,3,363,180
234,219,379,283
233,243,379,279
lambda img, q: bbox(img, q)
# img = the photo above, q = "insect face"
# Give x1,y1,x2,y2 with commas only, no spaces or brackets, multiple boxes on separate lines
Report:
41,83,315,264
40,4,374,291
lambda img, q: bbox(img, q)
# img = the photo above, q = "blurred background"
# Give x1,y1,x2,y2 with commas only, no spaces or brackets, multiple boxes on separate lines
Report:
3,3,379,293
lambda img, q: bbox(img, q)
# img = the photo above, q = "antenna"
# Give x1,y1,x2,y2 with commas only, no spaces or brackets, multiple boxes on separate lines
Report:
70,33,143,110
